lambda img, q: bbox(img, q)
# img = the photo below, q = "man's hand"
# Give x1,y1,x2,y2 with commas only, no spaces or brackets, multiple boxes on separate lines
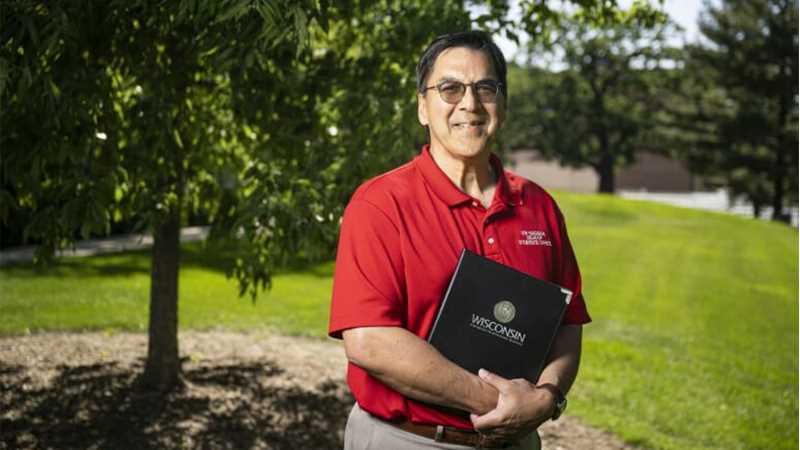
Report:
469,369,555,443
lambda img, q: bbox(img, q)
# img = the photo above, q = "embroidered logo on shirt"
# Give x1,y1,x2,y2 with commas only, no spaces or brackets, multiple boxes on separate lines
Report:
518,230,551,247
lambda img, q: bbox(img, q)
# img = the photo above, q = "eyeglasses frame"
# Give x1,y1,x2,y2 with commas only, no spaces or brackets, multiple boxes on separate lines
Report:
421,79,505,104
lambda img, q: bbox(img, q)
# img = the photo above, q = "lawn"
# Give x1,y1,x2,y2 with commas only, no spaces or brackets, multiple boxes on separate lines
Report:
556,193,798,450
0,244,335,336
0,193,797,450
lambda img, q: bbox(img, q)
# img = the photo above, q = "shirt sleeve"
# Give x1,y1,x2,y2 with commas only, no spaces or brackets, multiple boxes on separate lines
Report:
328,199,406,339
554,209,592,325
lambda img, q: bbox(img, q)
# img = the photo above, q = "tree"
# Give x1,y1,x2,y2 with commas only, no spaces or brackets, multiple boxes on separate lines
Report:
681,0,798,221
1,0,340,389
506,17,680,193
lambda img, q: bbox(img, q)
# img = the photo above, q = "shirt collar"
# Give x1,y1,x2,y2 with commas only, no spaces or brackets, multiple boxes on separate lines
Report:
414,144,518,209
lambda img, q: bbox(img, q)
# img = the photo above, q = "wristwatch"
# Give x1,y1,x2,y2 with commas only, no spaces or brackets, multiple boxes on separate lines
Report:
537,383,567,421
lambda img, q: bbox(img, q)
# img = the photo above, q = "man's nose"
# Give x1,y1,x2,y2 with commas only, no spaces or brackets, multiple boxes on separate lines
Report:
458,85,481,111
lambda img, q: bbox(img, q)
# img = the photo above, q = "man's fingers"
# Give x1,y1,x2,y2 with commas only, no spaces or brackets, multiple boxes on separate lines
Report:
478,368,508,389
470,407,505,431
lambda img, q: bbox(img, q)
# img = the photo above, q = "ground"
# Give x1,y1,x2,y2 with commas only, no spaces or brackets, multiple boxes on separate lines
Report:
1,332,635,450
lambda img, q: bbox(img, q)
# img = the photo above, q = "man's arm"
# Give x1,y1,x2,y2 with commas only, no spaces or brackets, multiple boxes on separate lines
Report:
536,323,582,396
343,326,499,415
470,324,583,439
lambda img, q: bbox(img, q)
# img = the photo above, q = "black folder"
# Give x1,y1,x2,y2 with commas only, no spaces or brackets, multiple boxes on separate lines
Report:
427,249,572,383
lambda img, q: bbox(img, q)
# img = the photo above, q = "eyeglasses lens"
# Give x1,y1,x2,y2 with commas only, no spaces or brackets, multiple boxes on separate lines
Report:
438,82,499,104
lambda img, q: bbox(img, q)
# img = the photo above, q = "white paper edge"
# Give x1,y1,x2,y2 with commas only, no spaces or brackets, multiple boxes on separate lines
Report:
561,288,573,305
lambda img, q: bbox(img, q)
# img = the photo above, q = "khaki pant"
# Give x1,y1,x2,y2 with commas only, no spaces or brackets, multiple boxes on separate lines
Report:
344,403,541,450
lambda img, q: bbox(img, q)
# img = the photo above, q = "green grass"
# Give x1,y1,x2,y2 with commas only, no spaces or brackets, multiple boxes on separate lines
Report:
554,193,798,450
0,193,797,450
0,244,335,336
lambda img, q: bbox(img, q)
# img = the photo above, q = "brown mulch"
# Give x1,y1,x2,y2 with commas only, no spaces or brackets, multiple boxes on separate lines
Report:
0,332,635,450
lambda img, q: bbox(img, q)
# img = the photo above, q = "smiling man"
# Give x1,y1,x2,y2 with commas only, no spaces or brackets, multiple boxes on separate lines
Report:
329,31,591,450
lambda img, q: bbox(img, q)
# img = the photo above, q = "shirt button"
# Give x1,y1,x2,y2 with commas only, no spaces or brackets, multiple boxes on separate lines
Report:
472,201,479,208
487,237,495,245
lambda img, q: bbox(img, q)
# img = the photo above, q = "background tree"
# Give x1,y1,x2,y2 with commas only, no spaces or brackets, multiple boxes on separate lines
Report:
679,0,798,221
505,16,680,193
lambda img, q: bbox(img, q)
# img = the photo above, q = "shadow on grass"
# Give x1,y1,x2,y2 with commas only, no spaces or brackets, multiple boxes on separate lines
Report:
1,241,335,281
1,360,353,450
1,251,152,278
181,242,335,279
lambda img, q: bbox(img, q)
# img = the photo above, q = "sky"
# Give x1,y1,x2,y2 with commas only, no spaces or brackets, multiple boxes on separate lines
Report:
659,0,704,40
490,0,705,62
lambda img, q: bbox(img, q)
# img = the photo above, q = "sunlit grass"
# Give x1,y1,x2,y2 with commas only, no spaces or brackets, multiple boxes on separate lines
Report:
0,245,334,337
554,192,798,450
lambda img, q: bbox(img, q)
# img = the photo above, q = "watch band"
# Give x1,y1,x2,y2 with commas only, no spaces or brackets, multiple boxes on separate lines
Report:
536,383,567,421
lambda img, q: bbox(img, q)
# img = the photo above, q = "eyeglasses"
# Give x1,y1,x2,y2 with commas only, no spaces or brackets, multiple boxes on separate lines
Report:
422,79,504,104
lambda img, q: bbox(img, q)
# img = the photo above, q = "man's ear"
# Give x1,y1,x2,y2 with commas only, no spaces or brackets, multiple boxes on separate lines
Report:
496,94,507,130
417,93,428,126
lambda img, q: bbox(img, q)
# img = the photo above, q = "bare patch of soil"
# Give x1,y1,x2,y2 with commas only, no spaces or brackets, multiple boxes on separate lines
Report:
0,332,634,450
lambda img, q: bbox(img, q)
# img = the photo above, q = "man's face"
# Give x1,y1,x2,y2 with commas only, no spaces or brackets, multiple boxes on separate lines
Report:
418,47,505,161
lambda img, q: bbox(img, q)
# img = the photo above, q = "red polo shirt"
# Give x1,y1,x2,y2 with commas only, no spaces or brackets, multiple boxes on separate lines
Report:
329,145,591,429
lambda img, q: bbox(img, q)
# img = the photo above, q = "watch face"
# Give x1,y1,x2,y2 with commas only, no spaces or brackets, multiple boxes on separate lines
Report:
553,396,567,420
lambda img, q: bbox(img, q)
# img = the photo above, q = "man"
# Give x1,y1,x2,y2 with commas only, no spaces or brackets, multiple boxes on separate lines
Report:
328,31,591,449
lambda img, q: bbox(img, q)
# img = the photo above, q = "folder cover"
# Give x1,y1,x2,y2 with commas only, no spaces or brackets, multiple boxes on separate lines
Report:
427,249,572,383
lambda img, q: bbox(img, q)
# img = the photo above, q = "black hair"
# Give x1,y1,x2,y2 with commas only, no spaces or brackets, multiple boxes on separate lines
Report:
416,30,508,99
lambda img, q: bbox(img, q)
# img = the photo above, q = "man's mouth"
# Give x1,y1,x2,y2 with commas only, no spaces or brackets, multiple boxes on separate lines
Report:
452,120,486,129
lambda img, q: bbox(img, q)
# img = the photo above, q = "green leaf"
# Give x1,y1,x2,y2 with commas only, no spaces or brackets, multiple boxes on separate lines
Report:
215,0,252,23
293,7,308,56
173,129,184,149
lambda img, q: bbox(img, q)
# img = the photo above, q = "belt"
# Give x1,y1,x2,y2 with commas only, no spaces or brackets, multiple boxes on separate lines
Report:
387,418,515,449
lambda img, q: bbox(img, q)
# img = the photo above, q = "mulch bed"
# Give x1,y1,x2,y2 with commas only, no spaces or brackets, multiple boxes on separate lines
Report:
0,332,634,450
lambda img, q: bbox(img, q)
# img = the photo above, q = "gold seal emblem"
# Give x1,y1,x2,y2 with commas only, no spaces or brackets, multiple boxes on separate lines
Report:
493,300,516,324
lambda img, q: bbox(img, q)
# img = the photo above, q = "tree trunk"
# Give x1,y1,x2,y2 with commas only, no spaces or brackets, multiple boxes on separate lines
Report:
770,144,788,224
597,152,616,194
770,156,787,222
771,62,790,223
141,208,182,391
752,201,762,219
